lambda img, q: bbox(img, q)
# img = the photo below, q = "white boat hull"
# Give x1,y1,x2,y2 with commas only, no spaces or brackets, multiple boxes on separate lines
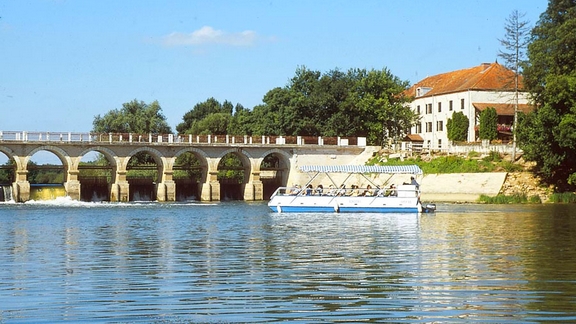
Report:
268,185,427,213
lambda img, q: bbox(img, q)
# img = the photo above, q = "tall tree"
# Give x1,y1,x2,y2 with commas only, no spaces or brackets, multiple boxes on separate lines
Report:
519,0,576,190
498,10,531,161
93,99,172,134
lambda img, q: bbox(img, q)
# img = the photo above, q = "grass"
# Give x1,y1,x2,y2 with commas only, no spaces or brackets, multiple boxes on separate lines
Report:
548,192,576,203
478,193,542,204
367,153,516,174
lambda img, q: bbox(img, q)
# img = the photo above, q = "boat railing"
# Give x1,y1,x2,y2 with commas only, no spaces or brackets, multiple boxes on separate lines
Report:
271,185,420,198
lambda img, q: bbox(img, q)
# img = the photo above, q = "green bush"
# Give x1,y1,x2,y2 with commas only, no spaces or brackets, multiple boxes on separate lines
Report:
447,111,469,142
479,107,498,141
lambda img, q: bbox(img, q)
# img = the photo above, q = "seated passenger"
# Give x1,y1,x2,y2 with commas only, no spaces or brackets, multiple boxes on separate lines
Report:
328,184,337,196
305,184,313,196
363,185,373,196
350,185,360,196
385,184,397,197
316,184,324,195
289,184,301,195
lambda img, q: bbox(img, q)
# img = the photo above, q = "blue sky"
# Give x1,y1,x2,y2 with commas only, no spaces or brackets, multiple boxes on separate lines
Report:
1,0,547,133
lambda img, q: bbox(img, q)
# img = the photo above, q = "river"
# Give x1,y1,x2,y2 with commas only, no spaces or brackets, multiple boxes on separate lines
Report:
1,200,575,323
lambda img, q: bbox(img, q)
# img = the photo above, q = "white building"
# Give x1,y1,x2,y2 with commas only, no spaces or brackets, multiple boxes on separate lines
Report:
406,62,533,150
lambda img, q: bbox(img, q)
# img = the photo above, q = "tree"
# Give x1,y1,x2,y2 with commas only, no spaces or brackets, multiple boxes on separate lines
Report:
93,99,172,134
189,113,231,135
93,100,171,167
478,107,498,141
228,104,253,135
446,112,469,142
249,66,414,145
177,98,235,134
519,0,576,190
0,159,15,184
498,10,531,161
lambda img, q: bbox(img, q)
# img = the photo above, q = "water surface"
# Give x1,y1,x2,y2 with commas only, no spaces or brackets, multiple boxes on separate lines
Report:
1,200,576,322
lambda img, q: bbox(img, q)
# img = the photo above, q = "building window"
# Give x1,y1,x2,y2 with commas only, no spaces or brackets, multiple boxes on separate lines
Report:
449,100,453,111
437,121,444,131
417,105,421,114
461,98,465,109
426,103,432,114
426,122,433,132
438,139,442,148
415,123,422,133
438,102,442,112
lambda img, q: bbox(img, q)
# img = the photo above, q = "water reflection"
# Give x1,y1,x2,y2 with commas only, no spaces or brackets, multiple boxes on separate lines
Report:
1,202,576,322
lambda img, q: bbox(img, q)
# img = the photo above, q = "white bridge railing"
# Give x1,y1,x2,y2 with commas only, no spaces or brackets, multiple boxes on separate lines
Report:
0,131,367,147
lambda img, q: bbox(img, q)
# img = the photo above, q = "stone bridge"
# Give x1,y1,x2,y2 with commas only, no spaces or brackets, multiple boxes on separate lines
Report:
0,131,374,202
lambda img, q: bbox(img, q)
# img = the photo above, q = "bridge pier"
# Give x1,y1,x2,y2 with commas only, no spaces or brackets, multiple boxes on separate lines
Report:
244,169,263,200
157,180,176,202
200,171,220,201
110,181,130,202
158,159,176,202
65,180,81,200
65,167,81,200
111,167,129,202
12,180,30,203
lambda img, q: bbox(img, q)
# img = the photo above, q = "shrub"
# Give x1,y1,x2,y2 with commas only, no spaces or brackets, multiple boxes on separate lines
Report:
479,107,498,141
447,111,469,142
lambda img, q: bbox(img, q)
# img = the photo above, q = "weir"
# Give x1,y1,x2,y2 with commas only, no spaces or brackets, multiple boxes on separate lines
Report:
30,184,67,201
0,185,13,202
0,131,374,203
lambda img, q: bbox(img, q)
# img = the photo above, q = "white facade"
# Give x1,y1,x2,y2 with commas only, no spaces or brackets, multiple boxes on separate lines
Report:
407,63,532,150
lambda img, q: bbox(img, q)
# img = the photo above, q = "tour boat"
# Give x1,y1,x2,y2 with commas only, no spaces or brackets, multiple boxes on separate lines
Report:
268,165,436,213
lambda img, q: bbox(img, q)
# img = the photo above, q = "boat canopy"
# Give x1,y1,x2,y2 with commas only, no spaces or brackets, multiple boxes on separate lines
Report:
299,165,423,175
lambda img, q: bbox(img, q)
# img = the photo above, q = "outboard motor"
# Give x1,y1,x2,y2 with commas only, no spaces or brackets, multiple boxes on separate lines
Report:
422,203,437,213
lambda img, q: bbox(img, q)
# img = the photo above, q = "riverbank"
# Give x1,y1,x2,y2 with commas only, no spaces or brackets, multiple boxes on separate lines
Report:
419,171,548,203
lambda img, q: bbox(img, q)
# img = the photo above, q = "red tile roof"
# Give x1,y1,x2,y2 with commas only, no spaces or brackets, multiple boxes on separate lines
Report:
473,103,535,116
404,134,424,142
406,62,524,98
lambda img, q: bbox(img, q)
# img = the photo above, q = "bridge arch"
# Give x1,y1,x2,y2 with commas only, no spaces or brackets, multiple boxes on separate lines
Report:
215,148,253,200
77,146,119,168
216,148,252,180
172,148,210,201
258,148,292,198
76,146,119,202
258,148,292,167
173,147,209,175
26,145,72,168
0,146,18,169
124,147,164,169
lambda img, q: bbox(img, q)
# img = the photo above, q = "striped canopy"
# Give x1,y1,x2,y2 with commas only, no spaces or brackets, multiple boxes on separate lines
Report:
299,165,423,175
